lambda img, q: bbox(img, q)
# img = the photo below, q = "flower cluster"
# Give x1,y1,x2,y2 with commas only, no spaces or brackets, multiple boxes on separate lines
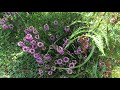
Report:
39,21,91,77
0,12,15,30
0,17,14,30
18,20,91,78
54,56,77,75
38,65,57,77
18,26,45,64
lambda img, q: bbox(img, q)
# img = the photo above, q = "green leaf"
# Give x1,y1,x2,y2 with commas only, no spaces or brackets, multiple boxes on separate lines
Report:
70,27,89,39
86,33,105,56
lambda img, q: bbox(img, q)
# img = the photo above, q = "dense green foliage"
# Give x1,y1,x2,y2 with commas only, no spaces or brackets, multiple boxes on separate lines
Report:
0,12,120,78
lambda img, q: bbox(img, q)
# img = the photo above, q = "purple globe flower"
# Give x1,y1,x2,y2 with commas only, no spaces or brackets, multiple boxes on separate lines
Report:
43,54,52,61
45,64,50,70
76,47,81,54
66,69,73,74
57,59,63,65
25,34,33,41
63,57,69,63
53,20,58,26
48,71,53,75
74,47,81,55
38,68,43,75
50,35,55,41
72,60,77,65
62,61,66,66
56,46,64,55
24,29,30,34
44,24,49,31
23,37,29,42
9,24,14,29
27,29,33,32
64,26,70,33
0,19,5,25
30,40,37,45
51,66,56,71
31,45,38,49
54,60,58,65
22,46,30,52
37,42,44,48
17,41,25,47
29,26,34,29
29,26,34,32
68,63,75,69
28,48,35,54
33,29,38,34
35,35,40,40
36,58,43,64
2,24,9,30
33,53,41,59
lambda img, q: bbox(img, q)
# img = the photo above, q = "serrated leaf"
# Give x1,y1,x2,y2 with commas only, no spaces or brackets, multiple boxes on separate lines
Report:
86,34,105,56
70,27,89,39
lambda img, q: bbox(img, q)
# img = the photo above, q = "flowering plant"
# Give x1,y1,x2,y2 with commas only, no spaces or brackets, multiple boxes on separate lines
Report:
17,19,93,78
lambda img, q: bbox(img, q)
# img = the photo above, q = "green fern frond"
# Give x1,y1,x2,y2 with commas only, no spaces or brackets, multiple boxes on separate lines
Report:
80,32,105,56
70,27,89,39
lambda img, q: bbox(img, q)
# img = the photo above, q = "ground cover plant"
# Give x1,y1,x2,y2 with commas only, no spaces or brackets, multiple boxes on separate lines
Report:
0,12,120,78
